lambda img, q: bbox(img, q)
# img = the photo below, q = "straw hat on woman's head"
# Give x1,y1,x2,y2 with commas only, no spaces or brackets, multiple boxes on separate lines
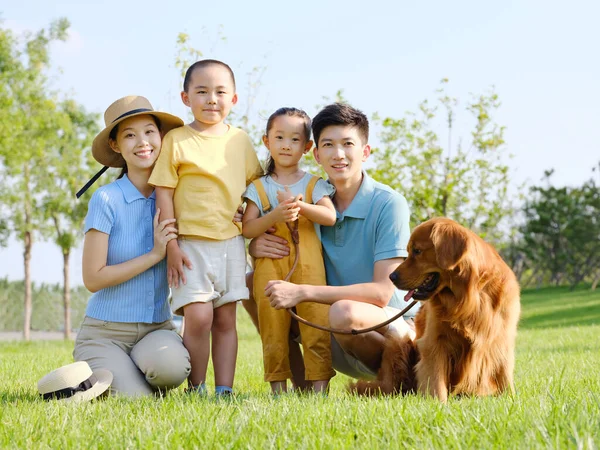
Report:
92,95,184,167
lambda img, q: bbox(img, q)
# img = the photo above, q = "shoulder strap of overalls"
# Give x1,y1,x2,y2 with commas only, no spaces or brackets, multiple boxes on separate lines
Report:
305,175,321,205
252,179,272,214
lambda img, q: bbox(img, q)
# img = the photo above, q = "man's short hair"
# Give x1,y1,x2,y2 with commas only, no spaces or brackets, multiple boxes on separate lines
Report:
312,103,369,146
183,59,236,92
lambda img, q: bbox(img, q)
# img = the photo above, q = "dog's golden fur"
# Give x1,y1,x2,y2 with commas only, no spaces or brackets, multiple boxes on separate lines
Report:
351,217,520,402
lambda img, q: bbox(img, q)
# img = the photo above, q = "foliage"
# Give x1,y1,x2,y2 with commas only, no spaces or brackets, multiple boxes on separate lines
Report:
0,18,72,339
518,167,600,290
41,99,100,254
368,80,517,243
1,287,599,448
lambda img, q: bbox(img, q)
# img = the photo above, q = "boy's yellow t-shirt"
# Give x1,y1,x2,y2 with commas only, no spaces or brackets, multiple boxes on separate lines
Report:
149,124,262,240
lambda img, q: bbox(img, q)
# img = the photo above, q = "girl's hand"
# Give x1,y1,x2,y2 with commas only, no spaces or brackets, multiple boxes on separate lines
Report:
233,205,244,223
151,209,178,259
276,186,303,204
271,197,300,223
276,186,294,203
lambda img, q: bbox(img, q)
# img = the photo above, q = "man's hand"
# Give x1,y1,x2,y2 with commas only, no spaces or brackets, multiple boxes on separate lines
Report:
248,232,290,259
265,280,303,309
166,241,193,289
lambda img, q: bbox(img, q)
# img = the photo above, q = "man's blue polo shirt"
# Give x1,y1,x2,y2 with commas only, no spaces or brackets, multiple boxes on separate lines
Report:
83,175,171,323
321,172,412,310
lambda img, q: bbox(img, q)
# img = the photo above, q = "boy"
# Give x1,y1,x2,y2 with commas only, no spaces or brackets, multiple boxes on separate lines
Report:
149,59,262,395
249,103,416,380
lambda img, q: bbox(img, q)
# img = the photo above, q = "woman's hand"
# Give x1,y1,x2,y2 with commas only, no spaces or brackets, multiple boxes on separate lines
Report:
151,208,178,259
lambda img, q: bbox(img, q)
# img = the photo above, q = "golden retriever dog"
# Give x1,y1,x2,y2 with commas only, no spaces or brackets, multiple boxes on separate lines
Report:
352,217,520,402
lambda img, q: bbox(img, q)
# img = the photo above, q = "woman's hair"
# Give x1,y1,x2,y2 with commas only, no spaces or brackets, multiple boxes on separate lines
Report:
264,107,311,176
108,115,162,179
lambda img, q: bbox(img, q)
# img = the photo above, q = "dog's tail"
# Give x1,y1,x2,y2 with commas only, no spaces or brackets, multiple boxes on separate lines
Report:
349,335,418,396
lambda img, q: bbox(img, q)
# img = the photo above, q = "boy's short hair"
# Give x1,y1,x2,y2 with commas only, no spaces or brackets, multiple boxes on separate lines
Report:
312,103,369,147
183,59,236,92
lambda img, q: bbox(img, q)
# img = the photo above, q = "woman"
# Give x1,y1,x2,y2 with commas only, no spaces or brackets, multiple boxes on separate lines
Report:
73,96,191,396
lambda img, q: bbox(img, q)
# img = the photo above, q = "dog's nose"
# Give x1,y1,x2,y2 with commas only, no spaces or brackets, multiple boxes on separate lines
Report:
389,271,398,282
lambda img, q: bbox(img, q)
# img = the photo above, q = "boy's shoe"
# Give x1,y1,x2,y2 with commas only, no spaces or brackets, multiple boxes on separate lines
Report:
185,383,207,397
215,385,234,398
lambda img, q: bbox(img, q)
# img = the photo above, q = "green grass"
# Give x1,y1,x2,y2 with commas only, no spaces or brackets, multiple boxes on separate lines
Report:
1,287,599,449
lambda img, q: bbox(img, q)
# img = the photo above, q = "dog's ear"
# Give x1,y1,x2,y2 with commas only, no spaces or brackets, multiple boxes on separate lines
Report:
431,221,469,270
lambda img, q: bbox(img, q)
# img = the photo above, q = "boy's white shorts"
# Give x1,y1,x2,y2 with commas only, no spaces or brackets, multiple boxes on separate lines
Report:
171,235,249,316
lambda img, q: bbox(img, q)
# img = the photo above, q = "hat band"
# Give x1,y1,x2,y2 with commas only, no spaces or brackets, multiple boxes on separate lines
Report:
42,374,98,400
111,107,153,123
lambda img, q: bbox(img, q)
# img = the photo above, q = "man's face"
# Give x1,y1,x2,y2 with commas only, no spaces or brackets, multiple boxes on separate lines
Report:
314,125,370,187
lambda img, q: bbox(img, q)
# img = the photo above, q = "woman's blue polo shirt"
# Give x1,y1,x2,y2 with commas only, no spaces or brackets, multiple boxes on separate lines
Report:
83,175,171,323
320,172,413,311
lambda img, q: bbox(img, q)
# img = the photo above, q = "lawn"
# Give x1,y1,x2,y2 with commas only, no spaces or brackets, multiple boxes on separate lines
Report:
1,287,599,449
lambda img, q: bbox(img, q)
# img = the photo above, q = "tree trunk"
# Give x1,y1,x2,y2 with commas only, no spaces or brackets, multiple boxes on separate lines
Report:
23,163,32,341
63,251,71,340
591,272,599,291
23,230,32,341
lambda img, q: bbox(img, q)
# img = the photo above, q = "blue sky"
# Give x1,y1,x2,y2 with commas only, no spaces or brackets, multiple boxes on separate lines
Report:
1,0,599,285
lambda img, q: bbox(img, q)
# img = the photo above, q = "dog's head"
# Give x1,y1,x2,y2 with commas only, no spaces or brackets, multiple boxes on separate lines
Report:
390,218,472,301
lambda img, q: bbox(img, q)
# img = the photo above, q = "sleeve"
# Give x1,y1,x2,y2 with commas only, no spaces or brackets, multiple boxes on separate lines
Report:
244,135,264,185
242,182,264,216
311,178,336,204
148,131,179,188
374,193,411,262
84,189,115,235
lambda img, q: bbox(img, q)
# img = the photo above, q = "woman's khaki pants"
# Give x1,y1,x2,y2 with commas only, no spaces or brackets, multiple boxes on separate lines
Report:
73,316,191,396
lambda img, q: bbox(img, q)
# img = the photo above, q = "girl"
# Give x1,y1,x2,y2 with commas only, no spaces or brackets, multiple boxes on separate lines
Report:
73,96,191,396
242,107,337,394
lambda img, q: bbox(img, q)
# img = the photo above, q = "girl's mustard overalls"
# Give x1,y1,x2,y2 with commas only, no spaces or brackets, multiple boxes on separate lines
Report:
252,176,335,382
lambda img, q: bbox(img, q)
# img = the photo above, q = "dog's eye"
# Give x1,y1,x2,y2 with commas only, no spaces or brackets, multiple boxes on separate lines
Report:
413,248,421,255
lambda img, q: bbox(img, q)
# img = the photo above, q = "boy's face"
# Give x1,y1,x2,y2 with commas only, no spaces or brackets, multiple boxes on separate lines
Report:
181,64,237,126
314,125,370,187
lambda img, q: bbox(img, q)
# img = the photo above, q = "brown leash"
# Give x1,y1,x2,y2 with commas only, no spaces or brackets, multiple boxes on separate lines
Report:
283,221,418,335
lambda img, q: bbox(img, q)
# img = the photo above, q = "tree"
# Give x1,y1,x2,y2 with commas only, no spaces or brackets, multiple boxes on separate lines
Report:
41,99,100,338
0,18,70,340
367,79,516,243
519,167,600,290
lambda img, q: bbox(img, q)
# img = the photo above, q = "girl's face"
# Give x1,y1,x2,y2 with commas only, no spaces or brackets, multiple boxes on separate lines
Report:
263,115,313,170
108,115,162,172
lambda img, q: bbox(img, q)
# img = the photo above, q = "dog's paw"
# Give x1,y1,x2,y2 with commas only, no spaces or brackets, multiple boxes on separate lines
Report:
349,379,385,397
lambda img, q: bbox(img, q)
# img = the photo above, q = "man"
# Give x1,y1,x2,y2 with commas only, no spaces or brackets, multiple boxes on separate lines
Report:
247,103,416,380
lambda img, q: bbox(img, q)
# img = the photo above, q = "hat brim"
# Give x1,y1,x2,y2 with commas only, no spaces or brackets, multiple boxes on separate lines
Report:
63,368,113,403
91,111,184,168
